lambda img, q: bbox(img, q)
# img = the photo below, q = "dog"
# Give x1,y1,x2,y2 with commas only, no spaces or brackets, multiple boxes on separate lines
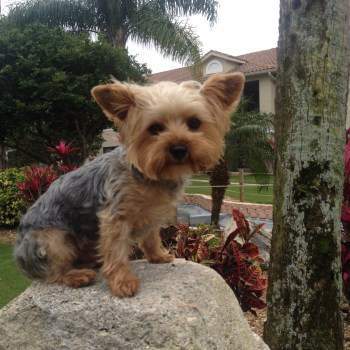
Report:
14,72,245,297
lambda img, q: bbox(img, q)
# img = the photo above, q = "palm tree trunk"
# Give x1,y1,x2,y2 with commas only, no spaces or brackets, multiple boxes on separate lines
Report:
264,1,350,349
107,28,128,48
209,158,230,227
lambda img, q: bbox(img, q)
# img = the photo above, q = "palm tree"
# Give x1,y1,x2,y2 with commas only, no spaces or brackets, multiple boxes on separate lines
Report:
225,102,274,177
208,104,274,227
7,0,218,65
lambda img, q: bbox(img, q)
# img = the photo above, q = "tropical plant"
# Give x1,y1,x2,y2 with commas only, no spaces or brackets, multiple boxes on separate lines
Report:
17,140,79,204
0,24,148,164
0,168,26,227
225,101,274,176
17,166,58,204
208,101,274,226
208,158,229,227
153,208,267,313
6,0,218,65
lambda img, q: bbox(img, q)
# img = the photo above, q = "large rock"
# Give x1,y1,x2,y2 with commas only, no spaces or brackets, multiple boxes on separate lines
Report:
0,259,269,350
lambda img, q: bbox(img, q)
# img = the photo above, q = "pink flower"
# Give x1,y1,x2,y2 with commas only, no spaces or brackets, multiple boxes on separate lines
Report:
48,140,79,156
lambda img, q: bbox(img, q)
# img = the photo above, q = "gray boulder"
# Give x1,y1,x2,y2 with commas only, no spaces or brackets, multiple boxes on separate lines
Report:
0,259,269,350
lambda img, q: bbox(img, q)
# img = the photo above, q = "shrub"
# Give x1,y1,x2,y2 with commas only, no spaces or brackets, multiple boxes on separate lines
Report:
17,166,58,204
17,140,78,205
135,208,267,314
0,168,26,227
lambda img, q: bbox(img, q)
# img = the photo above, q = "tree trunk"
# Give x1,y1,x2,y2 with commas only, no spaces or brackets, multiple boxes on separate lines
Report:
264,1,350,349
107,28,128,48
209,158,230,227
0,144,6,169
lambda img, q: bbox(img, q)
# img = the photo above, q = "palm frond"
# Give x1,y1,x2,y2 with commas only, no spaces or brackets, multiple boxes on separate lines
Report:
148,0,218,24
7,0,99,32
129,2,202,65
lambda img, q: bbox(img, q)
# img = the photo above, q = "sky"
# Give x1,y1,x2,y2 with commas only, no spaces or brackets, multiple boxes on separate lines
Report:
1,0,280,73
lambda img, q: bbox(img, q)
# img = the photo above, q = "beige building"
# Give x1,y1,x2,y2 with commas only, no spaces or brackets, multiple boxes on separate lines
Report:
149,48,277,114
101,48,278,152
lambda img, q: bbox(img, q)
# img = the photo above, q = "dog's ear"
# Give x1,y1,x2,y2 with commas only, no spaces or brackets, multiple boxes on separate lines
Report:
201,73,245,110
91,82,135,122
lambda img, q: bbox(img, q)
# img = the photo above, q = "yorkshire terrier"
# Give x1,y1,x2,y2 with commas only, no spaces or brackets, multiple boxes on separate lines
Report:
15,73,245,297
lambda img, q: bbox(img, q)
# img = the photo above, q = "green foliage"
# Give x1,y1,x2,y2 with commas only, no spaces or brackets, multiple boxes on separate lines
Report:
6,0,218,65
0,168,26,227
226,101,274,175
0,24,149,164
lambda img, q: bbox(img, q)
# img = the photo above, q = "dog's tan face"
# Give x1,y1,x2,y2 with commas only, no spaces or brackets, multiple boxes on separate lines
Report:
92,73,245,181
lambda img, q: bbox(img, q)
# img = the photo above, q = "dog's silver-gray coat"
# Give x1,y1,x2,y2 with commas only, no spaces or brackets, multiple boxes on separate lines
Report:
15,146,181,278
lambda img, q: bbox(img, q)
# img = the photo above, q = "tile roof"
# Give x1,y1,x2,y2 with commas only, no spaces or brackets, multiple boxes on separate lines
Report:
236,48,277,74
149,66,193,84
149,48,277,83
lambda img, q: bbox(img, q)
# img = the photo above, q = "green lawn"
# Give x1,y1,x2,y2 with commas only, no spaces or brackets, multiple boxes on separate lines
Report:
186,174,273,204
0,244,30,308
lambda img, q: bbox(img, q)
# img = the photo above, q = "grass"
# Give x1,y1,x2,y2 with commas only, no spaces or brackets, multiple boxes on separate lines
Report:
185,174,273,204
0,244,30,308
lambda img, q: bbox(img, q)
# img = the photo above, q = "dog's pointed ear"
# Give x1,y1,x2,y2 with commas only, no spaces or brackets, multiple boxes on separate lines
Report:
91,82,135,122
201,73,245,110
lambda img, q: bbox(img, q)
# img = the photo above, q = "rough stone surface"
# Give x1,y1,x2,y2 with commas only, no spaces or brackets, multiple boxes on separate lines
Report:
0,259,269,350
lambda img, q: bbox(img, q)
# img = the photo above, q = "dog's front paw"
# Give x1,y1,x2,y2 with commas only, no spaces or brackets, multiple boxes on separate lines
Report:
147,252,175,264
108,273,140,298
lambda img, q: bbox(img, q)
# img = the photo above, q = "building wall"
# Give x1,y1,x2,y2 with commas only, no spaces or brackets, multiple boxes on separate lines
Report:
245,74,276,114
202,57,239,76
258,75,276,114
100,128,119,154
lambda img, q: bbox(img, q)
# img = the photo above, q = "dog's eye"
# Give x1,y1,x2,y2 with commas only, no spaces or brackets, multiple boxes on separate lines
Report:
148,123,165,135
187,117,201,131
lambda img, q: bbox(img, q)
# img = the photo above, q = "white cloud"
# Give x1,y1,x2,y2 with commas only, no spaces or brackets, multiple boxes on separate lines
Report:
2,0,280,73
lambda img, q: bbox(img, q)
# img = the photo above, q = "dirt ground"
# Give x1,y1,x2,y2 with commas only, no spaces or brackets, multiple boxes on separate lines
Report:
0,228,16,245
1,228,350,347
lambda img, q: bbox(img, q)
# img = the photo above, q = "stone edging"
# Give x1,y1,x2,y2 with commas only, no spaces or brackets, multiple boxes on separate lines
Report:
183,194,272,220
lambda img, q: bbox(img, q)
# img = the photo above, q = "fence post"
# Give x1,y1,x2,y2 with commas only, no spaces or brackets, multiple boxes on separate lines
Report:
239,168,244,202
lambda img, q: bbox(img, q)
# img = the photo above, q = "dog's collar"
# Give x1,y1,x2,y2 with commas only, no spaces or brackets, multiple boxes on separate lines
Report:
131,165,181,191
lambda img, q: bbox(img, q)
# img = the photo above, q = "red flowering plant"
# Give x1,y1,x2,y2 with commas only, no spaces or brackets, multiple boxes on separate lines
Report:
47,140,79,175
157,208,267,314
18,141,79,204
17,166,58,203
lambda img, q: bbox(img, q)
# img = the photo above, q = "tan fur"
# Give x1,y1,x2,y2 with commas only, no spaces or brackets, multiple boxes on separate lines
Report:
83,73,245,297
32,229,97,287
98,174,179,296
18,75,244,296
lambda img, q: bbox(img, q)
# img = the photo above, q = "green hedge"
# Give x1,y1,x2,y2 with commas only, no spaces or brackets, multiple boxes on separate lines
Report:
0,168,25,227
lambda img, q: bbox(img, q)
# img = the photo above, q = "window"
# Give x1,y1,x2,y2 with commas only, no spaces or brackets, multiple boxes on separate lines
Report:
243,80,259,111
205,60,224,75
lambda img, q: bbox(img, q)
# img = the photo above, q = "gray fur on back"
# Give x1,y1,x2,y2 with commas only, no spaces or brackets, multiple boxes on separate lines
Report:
14,147,129,277
17,147,127,242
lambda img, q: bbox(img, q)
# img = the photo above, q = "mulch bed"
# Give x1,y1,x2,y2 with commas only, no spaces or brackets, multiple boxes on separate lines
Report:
0,228,16,245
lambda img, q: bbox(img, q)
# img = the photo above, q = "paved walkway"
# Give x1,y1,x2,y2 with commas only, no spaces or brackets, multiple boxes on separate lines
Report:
183,194,273,220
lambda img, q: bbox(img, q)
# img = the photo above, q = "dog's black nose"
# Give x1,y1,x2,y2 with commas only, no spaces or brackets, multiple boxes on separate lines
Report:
169,144,188,161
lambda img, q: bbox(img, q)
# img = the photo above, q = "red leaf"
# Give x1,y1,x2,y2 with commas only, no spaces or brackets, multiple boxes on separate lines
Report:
241,242,260,259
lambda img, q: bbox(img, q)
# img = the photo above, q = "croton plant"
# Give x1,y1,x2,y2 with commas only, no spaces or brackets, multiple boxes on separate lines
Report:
155,208,267,314
17,141,78,204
